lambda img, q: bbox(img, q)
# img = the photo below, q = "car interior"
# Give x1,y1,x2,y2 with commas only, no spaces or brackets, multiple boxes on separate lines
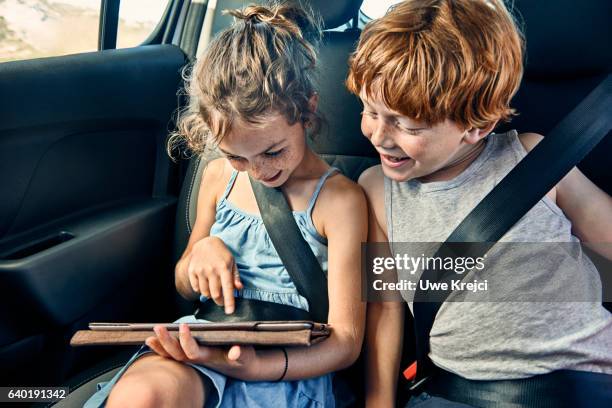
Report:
0,0,609,407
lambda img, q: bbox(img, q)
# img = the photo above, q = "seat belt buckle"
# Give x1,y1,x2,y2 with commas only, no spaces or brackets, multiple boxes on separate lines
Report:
404,361,430,394
403,361,417,381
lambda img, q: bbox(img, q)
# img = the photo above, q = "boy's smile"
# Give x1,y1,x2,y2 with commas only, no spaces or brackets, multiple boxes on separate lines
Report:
359,91,492,183
379,152,412,168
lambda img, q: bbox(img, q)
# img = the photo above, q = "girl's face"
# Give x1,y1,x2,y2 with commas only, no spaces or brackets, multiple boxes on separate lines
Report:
217,112,307,188
359,91,487,183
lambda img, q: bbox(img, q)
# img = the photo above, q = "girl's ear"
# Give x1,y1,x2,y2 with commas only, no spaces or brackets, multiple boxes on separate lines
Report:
463,121,498,144
308,92,319,113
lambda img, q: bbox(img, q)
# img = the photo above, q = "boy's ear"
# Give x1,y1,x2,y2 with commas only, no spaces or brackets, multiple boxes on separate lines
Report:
463,121,498,144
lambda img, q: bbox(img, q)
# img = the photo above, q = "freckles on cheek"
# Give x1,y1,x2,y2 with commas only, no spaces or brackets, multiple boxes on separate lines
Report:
275,153,296,169
360,118,371,138
402,137,427,157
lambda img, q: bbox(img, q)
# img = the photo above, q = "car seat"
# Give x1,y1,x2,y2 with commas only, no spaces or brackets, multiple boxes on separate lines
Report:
50,0,612,406
497,0,611,194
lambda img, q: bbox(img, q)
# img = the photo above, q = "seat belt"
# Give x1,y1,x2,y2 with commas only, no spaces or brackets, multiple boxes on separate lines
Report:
249,177,329,323
410,74,612,388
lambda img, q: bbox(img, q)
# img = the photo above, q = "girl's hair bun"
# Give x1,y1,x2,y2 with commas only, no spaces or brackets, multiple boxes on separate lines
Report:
169,1,324,157
226,1,322,45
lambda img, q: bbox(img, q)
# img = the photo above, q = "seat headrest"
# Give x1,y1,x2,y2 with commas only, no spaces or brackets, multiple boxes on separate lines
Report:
306,0,364,29
515,0,612,78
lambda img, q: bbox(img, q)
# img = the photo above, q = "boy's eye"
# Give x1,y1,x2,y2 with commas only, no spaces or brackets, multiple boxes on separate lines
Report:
264,148,285,158
397,123,423,136
361,110,377,118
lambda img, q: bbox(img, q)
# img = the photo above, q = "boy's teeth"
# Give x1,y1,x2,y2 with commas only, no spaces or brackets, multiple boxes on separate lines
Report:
387,155,408,162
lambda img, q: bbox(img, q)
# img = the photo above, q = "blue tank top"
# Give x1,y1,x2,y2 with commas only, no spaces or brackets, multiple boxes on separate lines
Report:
201,167,338,312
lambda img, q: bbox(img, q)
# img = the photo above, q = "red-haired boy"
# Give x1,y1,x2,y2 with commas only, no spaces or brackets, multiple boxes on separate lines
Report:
347,1,612,406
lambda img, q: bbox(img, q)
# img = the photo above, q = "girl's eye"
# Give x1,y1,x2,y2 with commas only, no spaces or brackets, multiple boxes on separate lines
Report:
264,148,285,158
227,155,244,161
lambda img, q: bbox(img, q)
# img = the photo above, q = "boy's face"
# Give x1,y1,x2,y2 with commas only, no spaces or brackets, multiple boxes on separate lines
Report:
359,91,484,183
217,112,307,188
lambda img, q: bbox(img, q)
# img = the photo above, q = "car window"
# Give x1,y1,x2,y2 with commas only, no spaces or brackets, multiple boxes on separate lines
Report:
0,0,167,63
117,0,168,48
0,0,100,62
360,0,404,23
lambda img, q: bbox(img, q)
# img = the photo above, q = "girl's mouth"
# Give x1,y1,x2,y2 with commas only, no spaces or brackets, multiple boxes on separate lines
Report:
380,153,411,168
261,170,282,183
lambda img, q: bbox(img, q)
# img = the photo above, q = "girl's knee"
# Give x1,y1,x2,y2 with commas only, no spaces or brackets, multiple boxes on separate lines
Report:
106,355,206,408
106,377,164,408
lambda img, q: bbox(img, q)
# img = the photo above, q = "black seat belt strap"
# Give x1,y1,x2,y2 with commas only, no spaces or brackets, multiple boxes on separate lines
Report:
412,74,612,384
249,177,329,323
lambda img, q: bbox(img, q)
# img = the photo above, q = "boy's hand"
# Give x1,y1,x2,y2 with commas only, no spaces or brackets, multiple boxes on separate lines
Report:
145,324,257,378
187,236,244,314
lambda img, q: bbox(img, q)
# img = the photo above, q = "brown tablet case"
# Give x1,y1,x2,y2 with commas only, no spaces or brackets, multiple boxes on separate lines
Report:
70,321,330,347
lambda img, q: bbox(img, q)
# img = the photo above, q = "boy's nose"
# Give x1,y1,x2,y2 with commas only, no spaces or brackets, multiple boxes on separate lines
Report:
370,122,394,149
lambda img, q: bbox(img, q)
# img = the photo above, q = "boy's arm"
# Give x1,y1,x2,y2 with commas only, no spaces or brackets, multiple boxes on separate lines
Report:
366,302,404,407
555,168,612,259
520,133,612,259
359,166,405,408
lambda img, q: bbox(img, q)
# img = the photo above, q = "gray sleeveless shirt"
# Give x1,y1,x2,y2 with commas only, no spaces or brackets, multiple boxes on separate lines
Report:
384,130,612,380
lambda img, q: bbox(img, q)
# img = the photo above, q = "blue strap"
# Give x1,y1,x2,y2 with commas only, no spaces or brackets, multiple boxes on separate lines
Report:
306,167,339,216
220,170,239,201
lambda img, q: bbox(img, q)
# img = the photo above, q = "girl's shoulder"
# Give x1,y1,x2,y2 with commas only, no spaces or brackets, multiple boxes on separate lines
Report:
199,157,234,204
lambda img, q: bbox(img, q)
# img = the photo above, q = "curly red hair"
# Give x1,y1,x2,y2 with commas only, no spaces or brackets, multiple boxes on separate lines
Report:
346,0,524,129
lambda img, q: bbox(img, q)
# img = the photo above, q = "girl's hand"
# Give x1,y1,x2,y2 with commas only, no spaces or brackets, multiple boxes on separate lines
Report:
188,236,243,314
145,324,258,378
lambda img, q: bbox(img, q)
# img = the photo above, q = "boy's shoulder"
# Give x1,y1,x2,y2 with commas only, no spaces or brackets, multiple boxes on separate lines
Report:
320,169,366,205
357,164,384,196
516,132,545,152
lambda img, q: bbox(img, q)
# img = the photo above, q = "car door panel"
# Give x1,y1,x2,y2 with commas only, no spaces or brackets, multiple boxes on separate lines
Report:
0,44,187,383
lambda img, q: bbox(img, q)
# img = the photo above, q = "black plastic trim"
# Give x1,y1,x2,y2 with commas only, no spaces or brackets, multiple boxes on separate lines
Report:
98,0,120,50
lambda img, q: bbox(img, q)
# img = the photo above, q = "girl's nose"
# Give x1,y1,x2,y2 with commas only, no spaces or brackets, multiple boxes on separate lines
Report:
248,160,267,180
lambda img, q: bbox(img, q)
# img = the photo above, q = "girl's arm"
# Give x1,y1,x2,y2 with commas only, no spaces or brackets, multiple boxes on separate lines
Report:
247,176,368,379
150,175,369,381
520,133,612,259
359,166,405,408
175,158,227,301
